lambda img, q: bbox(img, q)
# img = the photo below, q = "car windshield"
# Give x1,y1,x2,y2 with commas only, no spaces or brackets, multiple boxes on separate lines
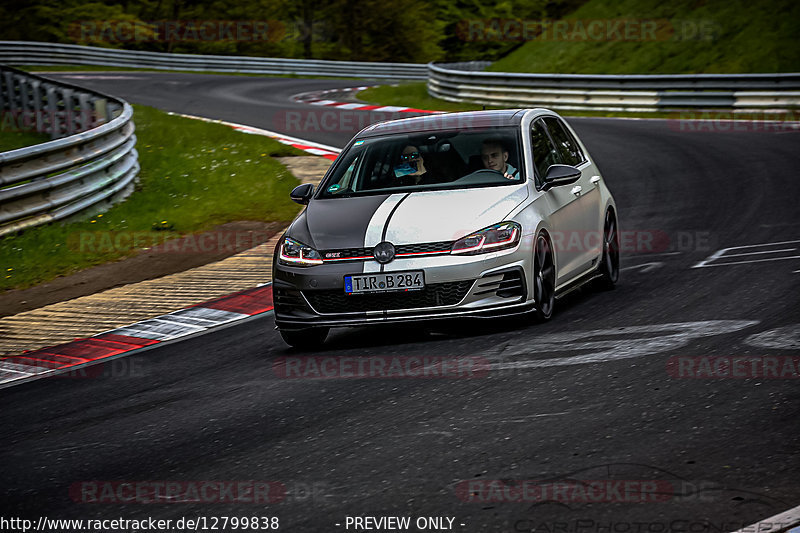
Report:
317,127,524,198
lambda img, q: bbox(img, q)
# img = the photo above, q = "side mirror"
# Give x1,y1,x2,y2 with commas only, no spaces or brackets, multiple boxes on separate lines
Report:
542,164,581,190
290,183,314,205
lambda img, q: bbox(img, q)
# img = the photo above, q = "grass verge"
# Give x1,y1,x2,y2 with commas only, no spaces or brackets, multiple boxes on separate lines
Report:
0,103,305,292
357,84,800,121
359,1,799,117
358,83,496,112
489,0,800,74
0,127,50,152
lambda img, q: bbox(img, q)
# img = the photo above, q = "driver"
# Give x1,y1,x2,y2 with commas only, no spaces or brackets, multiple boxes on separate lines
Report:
481,139,518,179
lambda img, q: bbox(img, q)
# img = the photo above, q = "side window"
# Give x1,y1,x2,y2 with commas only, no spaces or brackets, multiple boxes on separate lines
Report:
543,117,585,166
530,119,559,179
332,153,361,193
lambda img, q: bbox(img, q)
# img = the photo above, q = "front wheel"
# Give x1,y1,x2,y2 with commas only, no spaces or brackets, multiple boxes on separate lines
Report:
532,232,555,321
279,327,329,349
596,209,620,290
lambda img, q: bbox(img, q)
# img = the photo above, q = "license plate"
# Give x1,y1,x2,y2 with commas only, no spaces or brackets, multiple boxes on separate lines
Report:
344,271,425,294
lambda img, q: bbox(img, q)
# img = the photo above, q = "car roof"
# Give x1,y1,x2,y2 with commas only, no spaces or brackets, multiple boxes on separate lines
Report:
356,109,529,138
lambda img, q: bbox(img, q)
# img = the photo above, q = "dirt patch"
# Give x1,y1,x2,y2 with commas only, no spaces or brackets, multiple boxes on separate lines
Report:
0,220,286,317
276,156,332,186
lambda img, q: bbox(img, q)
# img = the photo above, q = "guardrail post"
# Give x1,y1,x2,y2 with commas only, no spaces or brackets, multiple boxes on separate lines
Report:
31,80,44,133
45,84,58,139
18,76,31,131
62,88,75,136
107,100,121,120
3,72,15,112
78,92,91,131
93,98,109,127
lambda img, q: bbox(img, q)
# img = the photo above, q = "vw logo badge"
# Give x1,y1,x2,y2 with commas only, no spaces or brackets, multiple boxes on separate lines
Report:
373,241,396,264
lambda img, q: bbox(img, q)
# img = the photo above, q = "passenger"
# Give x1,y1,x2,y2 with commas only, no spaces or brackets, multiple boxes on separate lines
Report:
395,145,436,185
481,139,518,179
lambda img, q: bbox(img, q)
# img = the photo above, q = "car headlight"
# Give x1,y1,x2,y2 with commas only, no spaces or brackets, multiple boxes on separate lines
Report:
451,222,521,255
279,236,323,266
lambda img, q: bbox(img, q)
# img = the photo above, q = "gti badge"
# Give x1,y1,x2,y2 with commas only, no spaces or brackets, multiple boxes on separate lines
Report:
373,241,396,264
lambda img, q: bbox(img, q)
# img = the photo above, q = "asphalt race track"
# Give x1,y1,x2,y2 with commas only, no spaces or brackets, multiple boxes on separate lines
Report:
1,72,799,532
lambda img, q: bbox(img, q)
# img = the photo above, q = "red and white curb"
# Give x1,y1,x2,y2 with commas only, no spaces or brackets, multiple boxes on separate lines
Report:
292,85,374,103
0,284,275,389
0,110,341,389
293,85,439,114
166,112,342,160
306,100,438,114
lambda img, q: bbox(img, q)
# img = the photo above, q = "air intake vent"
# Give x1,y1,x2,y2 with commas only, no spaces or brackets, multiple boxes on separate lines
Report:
496,270,524,298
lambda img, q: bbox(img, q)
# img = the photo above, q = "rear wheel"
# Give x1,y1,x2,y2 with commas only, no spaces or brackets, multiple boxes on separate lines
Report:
597,209,620,290
532,232,555,321
279,327,329,349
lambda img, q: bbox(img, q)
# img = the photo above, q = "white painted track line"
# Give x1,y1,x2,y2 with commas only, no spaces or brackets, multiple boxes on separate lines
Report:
729,503,800,533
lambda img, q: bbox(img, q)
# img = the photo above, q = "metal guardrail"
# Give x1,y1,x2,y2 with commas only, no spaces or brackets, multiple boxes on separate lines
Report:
0,65,139,237
0,41,428,80
428,62,800,112
2,41,798,111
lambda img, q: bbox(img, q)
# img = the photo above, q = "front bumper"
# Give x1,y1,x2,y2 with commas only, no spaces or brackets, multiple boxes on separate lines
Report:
273,249,532,330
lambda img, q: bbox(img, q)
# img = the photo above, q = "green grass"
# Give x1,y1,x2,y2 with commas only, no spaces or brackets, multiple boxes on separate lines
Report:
355,84,703,118
489,0,800,74
358,83,498,112
357,84,800,120
358,0,800,117
0,103,305,291
0,126,50,151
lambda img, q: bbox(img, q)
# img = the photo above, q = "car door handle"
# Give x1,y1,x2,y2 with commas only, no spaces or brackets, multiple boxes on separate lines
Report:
571,186,582,196
590,175,601,184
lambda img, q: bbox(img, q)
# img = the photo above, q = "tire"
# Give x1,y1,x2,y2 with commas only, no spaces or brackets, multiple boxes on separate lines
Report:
279,327,329,349
597,209,620,290
532,232,556,321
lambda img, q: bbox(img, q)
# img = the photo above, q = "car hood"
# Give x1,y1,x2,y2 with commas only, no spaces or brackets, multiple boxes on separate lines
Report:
292,185,528,250
383,186,529,244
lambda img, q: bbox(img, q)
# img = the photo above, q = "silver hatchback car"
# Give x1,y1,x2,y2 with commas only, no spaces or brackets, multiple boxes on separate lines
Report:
272,109,619,347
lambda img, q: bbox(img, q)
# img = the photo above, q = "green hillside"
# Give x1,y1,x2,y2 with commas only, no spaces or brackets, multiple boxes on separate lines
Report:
489,0,800,74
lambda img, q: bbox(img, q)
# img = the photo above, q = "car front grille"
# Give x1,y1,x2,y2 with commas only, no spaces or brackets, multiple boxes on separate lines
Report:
304,280,474,313
320,241,453,262
396,241,453,254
